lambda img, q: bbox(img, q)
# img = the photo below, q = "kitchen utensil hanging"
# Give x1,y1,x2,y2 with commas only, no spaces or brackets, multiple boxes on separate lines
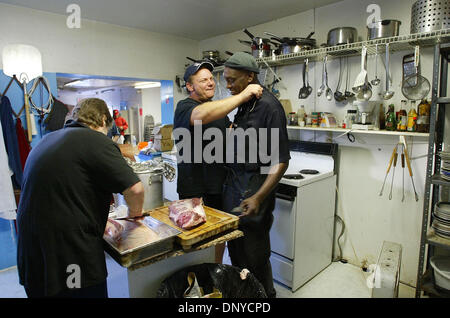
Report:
381,43,395,100
401,46,430,100
334,58,346,102
28,76,54,116
299,60,309,99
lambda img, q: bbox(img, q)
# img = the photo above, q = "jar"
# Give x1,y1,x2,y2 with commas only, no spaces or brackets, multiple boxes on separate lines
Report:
311,112,320,127
288,112,298,126
345,110,357,128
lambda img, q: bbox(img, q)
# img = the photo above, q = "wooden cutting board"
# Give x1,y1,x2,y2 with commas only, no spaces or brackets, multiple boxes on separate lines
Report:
149,205,239,250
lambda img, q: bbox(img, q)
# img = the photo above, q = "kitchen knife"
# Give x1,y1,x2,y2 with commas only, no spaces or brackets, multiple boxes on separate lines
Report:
114,210,152,221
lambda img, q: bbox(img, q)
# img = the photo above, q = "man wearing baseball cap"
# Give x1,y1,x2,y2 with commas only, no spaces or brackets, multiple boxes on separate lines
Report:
222,52,290,298
174,60,263,263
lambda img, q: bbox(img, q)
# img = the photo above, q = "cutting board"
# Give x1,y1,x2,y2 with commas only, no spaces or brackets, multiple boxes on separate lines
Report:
149,205,239,250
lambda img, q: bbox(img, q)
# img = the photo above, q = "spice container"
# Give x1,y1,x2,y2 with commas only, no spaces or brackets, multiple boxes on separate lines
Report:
416,99,430,133
311,112,320,127
407,100,418,132
397,100,407,131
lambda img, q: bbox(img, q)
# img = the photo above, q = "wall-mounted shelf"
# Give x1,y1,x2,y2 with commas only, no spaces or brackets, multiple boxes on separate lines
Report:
255,29,450,66
287,126,430,137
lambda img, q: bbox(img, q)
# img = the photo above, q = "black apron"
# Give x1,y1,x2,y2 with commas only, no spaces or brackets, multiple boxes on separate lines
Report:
222,99,277,297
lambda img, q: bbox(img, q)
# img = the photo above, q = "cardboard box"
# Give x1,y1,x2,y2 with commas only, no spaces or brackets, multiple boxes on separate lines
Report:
154,138,174,152
152,124,173,140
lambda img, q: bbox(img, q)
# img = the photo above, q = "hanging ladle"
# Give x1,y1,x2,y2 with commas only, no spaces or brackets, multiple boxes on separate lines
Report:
305,58,313,97
299,60,309,99
324,55,333,101
382,43,394,100
371,44,381,86
344,56,354,99
317,56,326,97
334,57,346,102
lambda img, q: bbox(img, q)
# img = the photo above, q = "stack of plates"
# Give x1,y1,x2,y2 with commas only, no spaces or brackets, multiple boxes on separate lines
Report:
433,202,450,239
439,152,450,182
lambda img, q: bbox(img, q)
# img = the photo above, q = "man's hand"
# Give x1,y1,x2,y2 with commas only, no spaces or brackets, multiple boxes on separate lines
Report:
240,195,261,217
239,84,263,103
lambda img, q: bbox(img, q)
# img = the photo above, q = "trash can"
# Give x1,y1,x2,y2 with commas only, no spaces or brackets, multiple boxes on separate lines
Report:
156,263,267,298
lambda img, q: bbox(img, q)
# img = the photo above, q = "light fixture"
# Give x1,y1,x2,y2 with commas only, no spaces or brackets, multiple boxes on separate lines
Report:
2,44,43,142
134,82,161,89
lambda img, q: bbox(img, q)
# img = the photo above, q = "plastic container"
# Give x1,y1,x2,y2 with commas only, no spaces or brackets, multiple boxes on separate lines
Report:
430,256,450,291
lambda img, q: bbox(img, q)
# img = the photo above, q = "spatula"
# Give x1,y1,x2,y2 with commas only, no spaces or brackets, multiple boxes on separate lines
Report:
352,46,367,92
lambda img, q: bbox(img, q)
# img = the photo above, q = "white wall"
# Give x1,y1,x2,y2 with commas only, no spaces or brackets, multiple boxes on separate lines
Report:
0,3,199,106
141,87,162,125
200,0,429,288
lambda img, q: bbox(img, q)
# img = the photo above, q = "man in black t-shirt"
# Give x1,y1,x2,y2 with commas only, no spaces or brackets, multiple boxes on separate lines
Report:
222,52,290,298
174,61,263,262
17,98,144,298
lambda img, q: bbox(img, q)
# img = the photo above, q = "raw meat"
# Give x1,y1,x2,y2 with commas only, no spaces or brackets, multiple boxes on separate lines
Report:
104,218,160,253
169,198,206,230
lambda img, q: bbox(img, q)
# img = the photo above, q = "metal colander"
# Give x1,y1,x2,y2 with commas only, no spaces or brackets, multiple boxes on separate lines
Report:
411,0,450,33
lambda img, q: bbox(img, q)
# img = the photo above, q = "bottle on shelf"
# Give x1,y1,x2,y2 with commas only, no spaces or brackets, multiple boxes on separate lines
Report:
416,99,431,133
297,105,306,126
407,100,418,132
379,103,386,130
385,104,396,131
397,100,408,131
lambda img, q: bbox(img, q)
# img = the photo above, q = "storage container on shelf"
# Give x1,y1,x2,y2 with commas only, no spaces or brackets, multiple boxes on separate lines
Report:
430,256,450,291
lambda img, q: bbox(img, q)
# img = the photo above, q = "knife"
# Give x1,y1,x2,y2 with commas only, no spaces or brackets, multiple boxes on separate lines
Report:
230,206,245,216
113,210,152,221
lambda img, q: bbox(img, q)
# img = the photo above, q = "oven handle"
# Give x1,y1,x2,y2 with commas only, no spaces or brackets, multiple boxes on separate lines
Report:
275,193,296,201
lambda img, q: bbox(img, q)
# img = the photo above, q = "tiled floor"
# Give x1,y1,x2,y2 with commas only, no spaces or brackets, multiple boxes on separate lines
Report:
0,249,416,298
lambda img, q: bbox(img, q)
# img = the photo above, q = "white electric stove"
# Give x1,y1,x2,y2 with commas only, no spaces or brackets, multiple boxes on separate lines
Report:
270,141,338,292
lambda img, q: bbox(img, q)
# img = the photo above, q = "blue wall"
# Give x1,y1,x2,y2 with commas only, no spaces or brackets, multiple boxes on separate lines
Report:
0,219,17,270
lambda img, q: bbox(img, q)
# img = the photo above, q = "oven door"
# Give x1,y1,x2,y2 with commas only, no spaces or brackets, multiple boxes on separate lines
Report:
270,183,297,260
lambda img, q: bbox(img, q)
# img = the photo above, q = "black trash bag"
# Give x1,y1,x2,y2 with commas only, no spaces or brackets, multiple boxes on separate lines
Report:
156,263,267,298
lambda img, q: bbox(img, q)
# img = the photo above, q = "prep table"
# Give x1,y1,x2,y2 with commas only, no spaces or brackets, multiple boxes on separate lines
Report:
104,204,242,298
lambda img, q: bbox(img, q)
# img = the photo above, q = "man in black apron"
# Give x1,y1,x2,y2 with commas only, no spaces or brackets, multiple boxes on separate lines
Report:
174,61,263,262
223,52,290,298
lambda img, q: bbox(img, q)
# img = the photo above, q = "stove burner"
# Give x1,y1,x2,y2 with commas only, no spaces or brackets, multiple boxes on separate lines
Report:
299,169,319,175
283,174,304,180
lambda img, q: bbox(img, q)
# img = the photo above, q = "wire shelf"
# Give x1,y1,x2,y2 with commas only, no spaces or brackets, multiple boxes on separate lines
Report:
256,28,450,66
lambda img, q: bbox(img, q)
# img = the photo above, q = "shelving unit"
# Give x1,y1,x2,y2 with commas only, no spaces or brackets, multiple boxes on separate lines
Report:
415,43,450,298
287,126,429,138
257,29,450,66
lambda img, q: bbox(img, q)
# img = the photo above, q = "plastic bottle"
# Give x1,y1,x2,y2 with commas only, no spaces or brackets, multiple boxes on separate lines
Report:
397,100,408,131
416,99,431,133
407,100,418,132
297,105,306,125
385,104,396,131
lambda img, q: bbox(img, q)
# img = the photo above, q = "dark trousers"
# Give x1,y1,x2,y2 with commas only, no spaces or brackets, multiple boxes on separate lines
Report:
25,281,108,298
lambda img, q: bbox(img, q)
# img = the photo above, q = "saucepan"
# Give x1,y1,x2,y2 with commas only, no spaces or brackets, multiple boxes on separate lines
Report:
242,28,273,58
264,31,316,55
367,20,401,40
327,27,358,46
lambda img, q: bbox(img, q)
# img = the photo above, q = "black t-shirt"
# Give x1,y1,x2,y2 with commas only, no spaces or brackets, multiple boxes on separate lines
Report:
229,88,291,171
173,98,231,196
16,120,140,296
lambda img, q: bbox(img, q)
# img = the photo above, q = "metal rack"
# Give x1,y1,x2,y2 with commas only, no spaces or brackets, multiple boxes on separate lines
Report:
256,29,450,66
415,43,450,298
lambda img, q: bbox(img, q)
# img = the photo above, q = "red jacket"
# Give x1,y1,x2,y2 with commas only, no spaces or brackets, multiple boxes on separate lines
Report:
114,117,128,135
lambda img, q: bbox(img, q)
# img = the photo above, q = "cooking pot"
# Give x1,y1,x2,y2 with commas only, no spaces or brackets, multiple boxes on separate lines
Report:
242,29,272,58
136,169,163,210
264,31,316,55
327,27,358,46
367,20,401,40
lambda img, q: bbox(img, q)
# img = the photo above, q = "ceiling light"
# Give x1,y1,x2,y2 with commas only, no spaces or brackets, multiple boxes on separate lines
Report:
134,82,161,89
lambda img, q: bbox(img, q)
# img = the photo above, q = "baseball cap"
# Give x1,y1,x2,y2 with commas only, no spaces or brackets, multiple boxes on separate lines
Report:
113,110,119,115
183,61,214,82
224,52,260,73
